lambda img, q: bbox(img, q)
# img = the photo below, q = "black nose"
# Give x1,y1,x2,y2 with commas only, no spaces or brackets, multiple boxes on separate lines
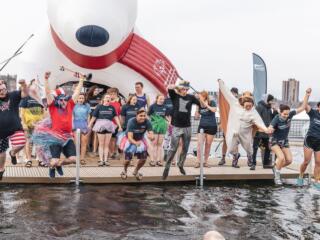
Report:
76,25,109,47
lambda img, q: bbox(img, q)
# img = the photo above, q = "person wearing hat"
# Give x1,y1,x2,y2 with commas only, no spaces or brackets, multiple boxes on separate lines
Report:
218,79,270,168
33,72,84,178
0,79,29,180
251,94,278,170
162,80,203,180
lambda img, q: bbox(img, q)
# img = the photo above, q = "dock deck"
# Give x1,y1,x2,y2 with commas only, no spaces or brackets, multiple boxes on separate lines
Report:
0,157,302,184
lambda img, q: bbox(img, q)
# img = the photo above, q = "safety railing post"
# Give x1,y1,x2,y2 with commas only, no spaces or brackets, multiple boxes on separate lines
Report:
75,129,81,186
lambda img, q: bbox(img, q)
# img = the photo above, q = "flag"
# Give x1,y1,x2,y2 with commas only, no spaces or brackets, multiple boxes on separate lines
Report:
253,53,267,103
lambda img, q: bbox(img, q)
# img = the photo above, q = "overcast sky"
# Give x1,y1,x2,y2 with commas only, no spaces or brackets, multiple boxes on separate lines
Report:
1,0,320,100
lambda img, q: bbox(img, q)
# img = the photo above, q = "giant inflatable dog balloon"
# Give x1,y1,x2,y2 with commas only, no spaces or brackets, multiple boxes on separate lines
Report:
18,0,178,96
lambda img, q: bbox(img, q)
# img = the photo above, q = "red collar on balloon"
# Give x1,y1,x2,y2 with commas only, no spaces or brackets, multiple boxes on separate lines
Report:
51,26,134,70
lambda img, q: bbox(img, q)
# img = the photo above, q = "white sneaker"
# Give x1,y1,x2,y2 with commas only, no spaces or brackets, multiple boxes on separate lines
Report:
274,168,282,185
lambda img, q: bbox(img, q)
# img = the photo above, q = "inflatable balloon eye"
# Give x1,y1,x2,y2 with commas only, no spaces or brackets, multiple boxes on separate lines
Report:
59,65,92,81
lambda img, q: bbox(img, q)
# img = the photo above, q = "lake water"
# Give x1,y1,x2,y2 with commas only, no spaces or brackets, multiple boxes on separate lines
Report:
1,182,319,240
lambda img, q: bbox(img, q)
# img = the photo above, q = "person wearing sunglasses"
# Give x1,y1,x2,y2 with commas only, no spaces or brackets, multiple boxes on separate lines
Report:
0,79,28,180
32,72,84,178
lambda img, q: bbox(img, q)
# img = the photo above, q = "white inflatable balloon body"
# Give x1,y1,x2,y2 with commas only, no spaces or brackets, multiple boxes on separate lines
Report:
17,0,178,98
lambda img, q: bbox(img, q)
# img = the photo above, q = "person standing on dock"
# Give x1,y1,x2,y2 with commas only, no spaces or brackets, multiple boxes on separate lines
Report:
148,94,170,167
297,96,320,188
162,80,202,180
269,88,311,185
0,79,28,180
218,79,270,168
194,90,218,168
119,109,154,180
134,82,150,109
251,94,278,170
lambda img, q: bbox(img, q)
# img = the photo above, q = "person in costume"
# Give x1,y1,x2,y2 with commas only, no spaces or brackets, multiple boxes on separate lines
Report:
120,109,154,180
218,87,239,166
20,79,45,167
0,79,28,180
162,80,203,180
33,72,84,178
73,93,91,165
148,94,170,167
218,79,270,168
269,88,311,185
194,91,217,168
297,97,320,188
251,94,278,170
88,94,122,166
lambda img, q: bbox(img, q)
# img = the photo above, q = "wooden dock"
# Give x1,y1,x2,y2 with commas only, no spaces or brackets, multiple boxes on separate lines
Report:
0,157,302,184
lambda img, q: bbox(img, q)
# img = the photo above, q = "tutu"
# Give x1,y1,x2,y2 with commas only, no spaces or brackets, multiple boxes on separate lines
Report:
118,132,148,154
32,118,73,165
73,119,89,134
92,119,116,133
150,114,168,134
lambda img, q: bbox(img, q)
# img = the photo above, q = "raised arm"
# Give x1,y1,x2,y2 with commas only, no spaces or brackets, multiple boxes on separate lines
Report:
44,72,54,106
72,76,85,102
297,88,312,114
18,79,28,98
218,79,237,105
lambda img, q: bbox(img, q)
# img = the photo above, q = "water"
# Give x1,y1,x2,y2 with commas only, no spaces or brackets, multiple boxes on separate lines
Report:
1,182,320,240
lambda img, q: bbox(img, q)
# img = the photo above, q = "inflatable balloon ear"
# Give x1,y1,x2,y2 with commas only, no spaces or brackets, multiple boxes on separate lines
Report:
59,65,92,81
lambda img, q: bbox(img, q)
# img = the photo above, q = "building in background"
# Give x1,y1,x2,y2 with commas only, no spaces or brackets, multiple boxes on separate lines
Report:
282,78,300,104
0,74,17,91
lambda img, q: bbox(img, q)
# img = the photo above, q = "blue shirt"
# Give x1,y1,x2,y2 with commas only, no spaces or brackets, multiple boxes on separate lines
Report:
164,97,173,116
73,103,91,121
199,100,217,127
135,94,147,109
92,104,116,120
307,109,320,139
148,103,168,118
126,118,152,141
271,110,296,141
121,104,140,129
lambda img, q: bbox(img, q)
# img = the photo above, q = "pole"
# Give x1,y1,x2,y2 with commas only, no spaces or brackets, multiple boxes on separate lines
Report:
75,129,81,186
199,129,205,187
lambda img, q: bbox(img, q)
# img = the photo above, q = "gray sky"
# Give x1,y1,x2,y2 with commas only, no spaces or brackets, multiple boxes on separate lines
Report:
1,0,320,100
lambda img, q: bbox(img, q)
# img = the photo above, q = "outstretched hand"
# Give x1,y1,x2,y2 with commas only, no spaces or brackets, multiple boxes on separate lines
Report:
44,71,51,80
306,88,312,96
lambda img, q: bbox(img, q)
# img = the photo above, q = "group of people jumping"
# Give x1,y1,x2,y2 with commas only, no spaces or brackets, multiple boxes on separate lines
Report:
0,74,319,187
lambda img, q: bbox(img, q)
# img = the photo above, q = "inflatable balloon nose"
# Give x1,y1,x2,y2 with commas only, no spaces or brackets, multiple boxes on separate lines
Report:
76,25,109,47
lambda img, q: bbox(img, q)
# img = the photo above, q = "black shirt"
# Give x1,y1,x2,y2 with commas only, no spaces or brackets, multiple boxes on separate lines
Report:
92,104,116,121
88,95,102,109
0,91,22,138
126,118,152,141
271,110,297,141
169,89,200,128
307,109,320,139
164,97,173,116
148,103,168,118
121,104,140,129
198,100,217,127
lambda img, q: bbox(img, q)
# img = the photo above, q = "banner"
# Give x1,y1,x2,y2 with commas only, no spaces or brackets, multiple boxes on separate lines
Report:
253,53,267,103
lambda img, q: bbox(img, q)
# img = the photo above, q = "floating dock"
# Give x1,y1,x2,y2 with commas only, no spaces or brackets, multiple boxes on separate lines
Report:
0,158,302,184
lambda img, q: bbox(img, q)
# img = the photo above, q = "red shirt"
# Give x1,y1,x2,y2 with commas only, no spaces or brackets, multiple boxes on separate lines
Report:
110,101,121,124
49,99,75,134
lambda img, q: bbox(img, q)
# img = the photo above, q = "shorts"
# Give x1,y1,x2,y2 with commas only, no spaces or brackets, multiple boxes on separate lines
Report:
50,140,76,159
112,127,119,138
0,131,26,153
97,130,112,135
270,138,289,149
304,135,320,152
198,126,217,136
125,151,148,161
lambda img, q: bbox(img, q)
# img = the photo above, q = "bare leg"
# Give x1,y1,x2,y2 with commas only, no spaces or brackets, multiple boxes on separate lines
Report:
124,160,130,173
103,134,112,163
314,152,320,182
97,134,106,162
271,145,285,171
300,147,313,178
157,135,164,164
196,133,202,165
93,132,99,154
282,148,293,168
81,133,88,160
25,137,32,162
0,153,6,172
204,134,214,164
133,159,146,175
